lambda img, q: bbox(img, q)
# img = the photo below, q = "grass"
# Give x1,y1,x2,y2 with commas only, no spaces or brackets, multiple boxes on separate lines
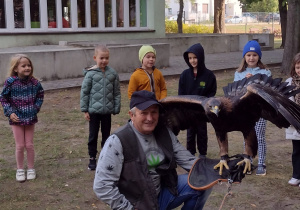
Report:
1,67,299,209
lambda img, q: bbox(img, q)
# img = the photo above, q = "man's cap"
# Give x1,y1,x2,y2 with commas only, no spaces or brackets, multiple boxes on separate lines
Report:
138,45,156,63
130,90,161,110
242,40,262,59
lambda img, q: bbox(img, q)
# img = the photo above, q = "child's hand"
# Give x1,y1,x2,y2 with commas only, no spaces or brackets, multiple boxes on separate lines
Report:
245,73,253,78
10,113,20,122
84,112,90,121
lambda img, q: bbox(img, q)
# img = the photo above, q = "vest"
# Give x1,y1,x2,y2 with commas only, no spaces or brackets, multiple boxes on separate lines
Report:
114,121,178,210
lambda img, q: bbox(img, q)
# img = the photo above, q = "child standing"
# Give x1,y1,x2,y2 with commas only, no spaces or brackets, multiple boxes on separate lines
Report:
234,40,271,176
178,43,217,158
285,52,300,187
0,54,44,182
80,45,121,171
128,45,167,100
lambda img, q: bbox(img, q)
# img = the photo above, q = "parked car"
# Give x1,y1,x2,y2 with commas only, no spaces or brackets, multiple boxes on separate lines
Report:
225,16,243,24
242,13,258,23
264,13,280,22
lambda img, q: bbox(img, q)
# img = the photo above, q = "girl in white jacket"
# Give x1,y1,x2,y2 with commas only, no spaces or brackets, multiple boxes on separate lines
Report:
286,52,300,187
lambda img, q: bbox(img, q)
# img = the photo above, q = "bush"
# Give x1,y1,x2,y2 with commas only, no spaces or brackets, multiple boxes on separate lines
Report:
165,20,213,34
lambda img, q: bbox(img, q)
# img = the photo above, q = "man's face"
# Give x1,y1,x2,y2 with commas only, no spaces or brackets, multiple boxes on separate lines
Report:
130,105,159,135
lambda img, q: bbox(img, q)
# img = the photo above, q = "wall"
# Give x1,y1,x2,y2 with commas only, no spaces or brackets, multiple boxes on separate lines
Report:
0,33,273,84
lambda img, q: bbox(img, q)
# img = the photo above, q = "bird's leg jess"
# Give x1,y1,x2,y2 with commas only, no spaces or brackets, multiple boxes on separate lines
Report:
213,133,229,175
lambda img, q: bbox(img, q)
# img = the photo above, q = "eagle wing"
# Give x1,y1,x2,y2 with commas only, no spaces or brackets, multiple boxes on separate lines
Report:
223,74,300,132
159,95,209,135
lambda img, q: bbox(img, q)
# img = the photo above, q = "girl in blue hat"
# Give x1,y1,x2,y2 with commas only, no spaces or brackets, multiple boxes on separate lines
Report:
234,40,271,176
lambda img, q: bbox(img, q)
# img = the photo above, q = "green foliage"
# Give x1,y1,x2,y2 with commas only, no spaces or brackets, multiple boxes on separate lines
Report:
240,0,278,12
165,20,213,34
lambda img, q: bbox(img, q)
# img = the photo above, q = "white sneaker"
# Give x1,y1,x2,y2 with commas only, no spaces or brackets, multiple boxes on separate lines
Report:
288,178,300,186
16,169,25,182
27,169,36,180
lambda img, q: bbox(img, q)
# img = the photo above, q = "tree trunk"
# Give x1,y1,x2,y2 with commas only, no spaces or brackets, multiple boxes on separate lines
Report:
281,0,300,74
278,0,287,48
177,0,184,33
213,0,225,33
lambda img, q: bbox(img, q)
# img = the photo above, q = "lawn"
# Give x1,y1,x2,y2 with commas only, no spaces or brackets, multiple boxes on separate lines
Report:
1,67,299,210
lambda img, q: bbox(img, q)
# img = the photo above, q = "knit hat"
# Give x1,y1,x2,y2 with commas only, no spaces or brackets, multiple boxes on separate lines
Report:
139,45,156,63
242,40,262,59
130,90,161,110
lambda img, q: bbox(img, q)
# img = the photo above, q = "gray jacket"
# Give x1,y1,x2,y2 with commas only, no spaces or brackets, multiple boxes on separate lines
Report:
80,65,121,114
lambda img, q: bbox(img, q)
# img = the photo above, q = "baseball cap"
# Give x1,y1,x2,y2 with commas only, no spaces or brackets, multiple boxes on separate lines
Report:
130,90,161,110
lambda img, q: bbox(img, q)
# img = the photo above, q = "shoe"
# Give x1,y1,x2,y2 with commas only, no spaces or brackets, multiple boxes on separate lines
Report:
246,170,252,175
27,169,36,180
16,169,26,182
88,157,97,170
288,178,300,186
256,164,266,176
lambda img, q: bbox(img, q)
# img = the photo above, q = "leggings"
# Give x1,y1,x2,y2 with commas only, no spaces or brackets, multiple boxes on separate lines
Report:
255,118,267,166
11,125,35,169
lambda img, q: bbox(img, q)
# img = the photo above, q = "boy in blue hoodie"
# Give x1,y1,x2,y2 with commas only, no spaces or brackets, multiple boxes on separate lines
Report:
80,45,121,170
178,43,217,158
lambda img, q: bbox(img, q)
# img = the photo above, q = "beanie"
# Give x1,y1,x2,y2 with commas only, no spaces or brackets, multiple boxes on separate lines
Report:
139,45,156,63
242,40,262,59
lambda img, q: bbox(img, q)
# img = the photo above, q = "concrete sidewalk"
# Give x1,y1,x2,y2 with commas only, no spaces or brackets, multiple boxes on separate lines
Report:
40,49,284,91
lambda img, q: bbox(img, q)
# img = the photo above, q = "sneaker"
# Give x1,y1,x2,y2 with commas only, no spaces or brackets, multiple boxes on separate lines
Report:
88,158,97,170
27,169,36,180
256,164,266,176
16,169,25,182
246,170,252,175
288,178,300,186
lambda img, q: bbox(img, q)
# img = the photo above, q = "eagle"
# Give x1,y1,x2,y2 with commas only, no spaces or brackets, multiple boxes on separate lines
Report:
160,74,300,175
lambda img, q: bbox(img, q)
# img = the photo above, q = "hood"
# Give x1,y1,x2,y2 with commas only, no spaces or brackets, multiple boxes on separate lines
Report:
183,43,207,74
83,65,105,75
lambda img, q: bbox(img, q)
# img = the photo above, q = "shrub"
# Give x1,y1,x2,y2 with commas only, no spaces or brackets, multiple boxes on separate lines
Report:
165,20,213,34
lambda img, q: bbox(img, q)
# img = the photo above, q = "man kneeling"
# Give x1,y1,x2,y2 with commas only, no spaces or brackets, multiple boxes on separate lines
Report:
93,90,212,210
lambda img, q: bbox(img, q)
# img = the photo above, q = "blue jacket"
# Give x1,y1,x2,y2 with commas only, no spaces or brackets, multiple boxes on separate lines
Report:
0,76,44,125
80,65,121,115
178,43,217,97
234,67,271,81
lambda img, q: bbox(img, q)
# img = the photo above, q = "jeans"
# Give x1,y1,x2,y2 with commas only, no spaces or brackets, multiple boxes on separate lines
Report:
187,121,208,156
158,174,212,210
88,113,111,158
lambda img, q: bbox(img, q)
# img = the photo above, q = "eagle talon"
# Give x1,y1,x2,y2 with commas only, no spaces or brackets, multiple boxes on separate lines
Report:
236,157,252,174
214,159,229,175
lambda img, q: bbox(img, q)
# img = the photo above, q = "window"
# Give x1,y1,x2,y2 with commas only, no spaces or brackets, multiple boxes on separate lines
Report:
2,0,148,32
14,0,24,28
48,0,57,28
191,3,197,13
91,0,98,27
77,0,85,27
117,0,124,27
105,0,112,27
202,4,208,14
62,0,71,28
30,0,40,28
0,0,6,28
168,8,172,15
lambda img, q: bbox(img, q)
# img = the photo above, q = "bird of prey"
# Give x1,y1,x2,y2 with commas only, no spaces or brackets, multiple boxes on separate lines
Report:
160,74,300,175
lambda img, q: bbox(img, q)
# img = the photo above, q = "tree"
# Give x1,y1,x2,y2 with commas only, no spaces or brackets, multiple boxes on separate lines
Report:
278,0,287,48
281,0,300,74
177,0,184,33
243,0,278,12
213,0,225,33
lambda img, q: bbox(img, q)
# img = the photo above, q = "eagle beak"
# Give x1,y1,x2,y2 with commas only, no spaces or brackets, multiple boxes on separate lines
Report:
210,106,219,116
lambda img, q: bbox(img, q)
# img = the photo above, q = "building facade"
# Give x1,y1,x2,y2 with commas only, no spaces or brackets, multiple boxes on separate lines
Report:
0,0,165,48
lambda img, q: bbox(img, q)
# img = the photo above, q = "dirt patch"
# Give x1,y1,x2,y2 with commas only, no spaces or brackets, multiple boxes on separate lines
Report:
0,68,299,210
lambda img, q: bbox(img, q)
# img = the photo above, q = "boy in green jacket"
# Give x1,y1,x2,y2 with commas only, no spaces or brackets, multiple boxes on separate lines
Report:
80,45,121,170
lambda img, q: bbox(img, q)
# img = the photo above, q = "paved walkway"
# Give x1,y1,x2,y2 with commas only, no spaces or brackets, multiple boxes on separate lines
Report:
29,49,286,91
